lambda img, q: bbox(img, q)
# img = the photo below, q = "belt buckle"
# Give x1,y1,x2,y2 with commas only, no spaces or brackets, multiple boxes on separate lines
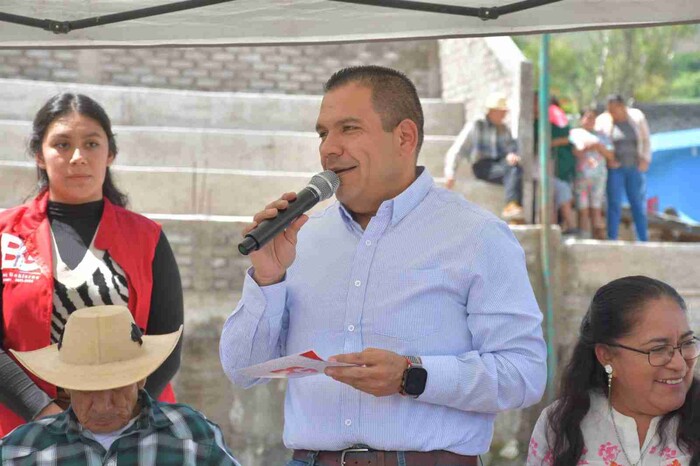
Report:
340,445,370,465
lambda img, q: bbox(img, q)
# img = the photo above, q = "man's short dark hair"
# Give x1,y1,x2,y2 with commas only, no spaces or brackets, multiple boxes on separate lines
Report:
606,93,626,105
324,66,425,157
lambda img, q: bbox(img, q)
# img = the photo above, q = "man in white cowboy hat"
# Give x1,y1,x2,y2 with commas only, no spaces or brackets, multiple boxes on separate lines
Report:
0,305,240,466
444,91,525,222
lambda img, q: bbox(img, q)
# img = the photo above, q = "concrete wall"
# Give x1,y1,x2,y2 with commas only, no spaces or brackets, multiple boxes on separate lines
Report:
162,217,700,465
0,41,441,97
438,37,535,219
636,102,700,134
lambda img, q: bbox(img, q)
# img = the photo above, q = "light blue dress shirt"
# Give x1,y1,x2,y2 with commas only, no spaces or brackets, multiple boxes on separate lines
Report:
220,167,547,455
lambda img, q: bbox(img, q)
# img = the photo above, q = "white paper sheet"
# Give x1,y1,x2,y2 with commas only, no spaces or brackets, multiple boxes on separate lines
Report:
234,350,357,379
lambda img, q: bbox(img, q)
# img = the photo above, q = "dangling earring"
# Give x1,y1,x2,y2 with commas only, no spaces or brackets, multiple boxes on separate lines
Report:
605,364,613,396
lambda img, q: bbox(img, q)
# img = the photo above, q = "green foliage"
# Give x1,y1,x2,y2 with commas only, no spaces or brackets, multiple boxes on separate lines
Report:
670,51,700,99
515,25,699,108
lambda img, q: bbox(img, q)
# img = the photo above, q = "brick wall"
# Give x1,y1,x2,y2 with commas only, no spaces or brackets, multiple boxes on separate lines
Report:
0,41,441,97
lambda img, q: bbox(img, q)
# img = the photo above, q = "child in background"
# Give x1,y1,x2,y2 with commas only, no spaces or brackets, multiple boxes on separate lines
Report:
570,109,618,239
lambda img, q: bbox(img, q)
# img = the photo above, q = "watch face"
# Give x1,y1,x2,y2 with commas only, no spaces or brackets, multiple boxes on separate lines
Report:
404,367,428,396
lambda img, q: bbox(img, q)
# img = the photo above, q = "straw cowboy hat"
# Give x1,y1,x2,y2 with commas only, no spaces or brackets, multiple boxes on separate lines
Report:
11,305,182,391
485,92,509,111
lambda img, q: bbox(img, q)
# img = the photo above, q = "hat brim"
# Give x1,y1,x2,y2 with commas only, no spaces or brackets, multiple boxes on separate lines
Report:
10,327,182,391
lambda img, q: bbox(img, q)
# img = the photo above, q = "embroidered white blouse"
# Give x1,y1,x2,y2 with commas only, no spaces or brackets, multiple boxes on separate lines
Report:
527,392,691,466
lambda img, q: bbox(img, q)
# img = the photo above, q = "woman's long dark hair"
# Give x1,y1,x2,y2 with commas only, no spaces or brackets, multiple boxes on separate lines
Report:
547,275,699,466
28,93,128,207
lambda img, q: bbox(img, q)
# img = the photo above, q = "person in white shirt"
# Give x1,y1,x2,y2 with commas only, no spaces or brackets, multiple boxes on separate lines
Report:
528,276,699,466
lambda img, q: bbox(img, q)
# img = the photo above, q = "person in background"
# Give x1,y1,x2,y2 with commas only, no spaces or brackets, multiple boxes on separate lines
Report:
444,92,525,223
570,108,618,239
0,93,183,436
596,94,651,241
527,276,699,465
0,306,240,465
533,94,577,234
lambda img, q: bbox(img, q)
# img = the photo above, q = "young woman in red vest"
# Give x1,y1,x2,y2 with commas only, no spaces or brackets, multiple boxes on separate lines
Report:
0,93,183,435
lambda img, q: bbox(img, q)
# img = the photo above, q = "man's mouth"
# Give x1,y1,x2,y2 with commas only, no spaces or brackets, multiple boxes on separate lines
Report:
332,167,356,175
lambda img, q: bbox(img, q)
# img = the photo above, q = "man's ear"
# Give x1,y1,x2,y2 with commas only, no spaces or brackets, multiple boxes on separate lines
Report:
35,152,46,169
395,118,419,159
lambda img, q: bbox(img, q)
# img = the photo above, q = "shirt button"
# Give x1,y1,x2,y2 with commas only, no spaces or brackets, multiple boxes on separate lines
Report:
344,419,352,426
354,280,361,287
365,240,372,246
348,325,355,332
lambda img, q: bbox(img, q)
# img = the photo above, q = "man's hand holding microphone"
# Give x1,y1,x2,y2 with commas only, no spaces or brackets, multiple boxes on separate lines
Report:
238,170,340,286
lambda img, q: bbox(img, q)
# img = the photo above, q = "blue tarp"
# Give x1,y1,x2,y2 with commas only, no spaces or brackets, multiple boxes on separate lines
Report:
647,128,700,223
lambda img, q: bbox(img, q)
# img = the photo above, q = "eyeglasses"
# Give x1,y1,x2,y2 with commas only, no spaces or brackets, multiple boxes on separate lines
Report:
607,337,700,367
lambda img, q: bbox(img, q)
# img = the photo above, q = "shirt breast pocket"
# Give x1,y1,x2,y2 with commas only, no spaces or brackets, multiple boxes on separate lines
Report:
368,268,463,341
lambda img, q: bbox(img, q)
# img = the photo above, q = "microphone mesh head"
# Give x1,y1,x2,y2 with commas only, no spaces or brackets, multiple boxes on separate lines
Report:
309,170,340,201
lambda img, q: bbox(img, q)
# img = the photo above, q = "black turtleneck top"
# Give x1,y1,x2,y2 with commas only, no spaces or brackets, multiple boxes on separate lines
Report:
0,200,183,420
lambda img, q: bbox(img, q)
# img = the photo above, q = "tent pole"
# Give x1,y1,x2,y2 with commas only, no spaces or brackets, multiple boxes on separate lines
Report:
538,33,557,402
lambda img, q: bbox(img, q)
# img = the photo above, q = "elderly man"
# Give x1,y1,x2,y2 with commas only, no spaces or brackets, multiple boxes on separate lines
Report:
444,92,524,222
0,305,240,466
220,66,546,466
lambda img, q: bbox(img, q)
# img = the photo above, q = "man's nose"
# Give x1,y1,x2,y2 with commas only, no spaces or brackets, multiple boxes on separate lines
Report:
320,132,342,159
91,390,114,410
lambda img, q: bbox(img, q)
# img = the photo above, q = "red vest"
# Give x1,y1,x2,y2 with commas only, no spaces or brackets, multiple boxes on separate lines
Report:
0,192,176,435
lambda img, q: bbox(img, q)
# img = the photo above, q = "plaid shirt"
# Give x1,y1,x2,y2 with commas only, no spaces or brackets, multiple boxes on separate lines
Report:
444,116,518,179
0,391,240,466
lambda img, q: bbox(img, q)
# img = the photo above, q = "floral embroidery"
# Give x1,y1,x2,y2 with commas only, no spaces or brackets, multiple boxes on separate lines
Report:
529,438,539,458
542,449,554,465
577,447,590,465
667,460,682,466
598,442,621,463
660,447,678,460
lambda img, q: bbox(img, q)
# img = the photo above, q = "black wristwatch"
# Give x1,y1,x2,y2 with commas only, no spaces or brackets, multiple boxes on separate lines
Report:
400,356,428,398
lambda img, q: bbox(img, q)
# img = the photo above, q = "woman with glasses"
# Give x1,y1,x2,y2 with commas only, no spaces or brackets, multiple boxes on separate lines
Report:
527,276,699,465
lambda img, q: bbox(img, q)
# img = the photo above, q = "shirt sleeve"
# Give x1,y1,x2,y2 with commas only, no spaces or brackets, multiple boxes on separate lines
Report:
636,111,652,163
0,281,54,420
504,125,518,155
206,418,243,466
144,231,184,399
417,219,547,413
444,121,476,179
219,268,288,388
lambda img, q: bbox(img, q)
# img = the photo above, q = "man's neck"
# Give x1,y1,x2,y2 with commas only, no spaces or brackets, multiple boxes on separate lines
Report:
347,169,419,229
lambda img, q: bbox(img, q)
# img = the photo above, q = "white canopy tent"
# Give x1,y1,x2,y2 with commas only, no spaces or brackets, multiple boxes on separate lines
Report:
0,0,699,48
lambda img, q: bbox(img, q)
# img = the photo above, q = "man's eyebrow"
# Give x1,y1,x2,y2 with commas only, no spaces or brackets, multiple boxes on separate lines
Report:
316,118,362,133
643,330,695,345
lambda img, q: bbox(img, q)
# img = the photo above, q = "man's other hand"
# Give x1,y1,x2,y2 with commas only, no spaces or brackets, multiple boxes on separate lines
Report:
325,348,409,397
506,153,521,166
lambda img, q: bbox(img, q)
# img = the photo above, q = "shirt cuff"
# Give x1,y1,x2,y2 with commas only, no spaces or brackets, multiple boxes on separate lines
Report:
239,266,287,320
418,355,459,405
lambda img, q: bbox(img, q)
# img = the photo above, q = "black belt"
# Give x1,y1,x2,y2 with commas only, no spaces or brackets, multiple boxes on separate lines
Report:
293,447,478,466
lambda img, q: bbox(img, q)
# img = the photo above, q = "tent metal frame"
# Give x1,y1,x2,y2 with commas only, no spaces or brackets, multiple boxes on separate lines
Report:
0,0,563,34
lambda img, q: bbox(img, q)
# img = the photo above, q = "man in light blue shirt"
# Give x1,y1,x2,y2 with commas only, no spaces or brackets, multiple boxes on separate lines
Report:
220,66,547,466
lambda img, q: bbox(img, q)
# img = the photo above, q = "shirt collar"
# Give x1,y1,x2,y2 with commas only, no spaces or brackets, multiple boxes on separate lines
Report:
44,390,171,442
338,166,433,230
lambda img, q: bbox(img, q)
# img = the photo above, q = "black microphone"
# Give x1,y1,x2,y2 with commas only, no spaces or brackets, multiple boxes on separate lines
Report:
238,170,340,255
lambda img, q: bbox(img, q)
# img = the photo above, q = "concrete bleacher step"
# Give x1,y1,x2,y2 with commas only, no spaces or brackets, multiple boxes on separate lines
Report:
1,162,340,217
0,78,465,136
0,120,453,177
1,161,504,219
